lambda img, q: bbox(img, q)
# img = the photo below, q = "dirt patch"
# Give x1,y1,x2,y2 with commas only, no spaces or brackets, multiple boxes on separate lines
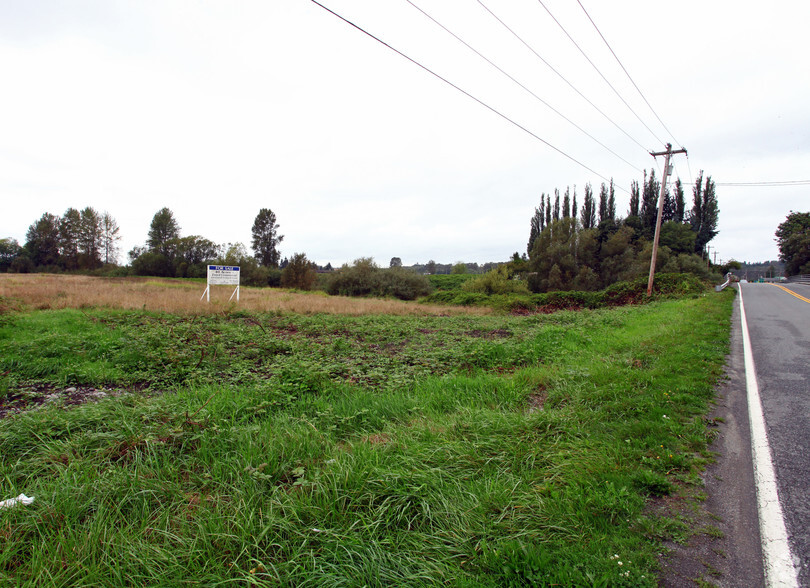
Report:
363,433,391,446
0,383,128,419
526,389,548,413
467,329,512,338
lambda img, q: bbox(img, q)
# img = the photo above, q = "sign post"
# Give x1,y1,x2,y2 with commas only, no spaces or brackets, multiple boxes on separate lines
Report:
201,265,240,302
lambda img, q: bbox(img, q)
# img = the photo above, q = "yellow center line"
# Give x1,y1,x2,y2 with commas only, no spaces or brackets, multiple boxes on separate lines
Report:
770,283,810,304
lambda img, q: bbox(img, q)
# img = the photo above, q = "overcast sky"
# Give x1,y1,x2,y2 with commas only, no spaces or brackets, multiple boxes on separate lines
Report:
2,0,808,267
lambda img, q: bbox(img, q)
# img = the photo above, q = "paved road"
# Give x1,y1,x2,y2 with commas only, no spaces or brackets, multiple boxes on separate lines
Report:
741,282,810,585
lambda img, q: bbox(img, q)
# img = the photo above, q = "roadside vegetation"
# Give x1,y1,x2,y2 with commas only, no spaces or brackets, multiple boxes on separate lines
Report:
0,274,735,586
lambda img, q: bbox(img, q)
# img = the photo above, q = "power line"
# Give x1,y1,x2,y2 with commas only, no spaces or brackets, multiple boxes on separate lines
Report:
309,0,622,188
532,0,651,152
576,0,680,147
474,0,650,155
404,0,642,173
716,180,810,186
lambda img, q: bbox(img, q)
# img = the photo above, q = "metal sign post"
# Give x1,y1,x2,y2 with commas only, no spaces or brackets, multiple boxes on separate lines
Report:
201,265,240,302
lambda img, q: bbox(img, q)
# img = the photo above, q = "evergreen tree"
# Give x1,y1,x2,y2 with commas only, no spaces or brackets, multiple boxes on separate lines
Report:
147,208,180,256
545,194,552,226
688,171,719,254
553,190,560,221
251,208,284,267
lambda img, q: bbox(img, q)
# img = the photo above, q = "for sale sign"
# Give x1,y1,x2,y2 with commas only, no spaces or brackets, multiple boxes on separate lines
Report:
207,265,240,285
202,266,241,302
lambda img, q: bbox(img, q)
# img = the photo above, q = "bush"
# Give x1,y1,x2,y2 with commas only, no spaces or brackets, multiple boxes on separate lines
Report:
462,266,529,296
281,253,317,290
326,258,432,300
376,267,432,300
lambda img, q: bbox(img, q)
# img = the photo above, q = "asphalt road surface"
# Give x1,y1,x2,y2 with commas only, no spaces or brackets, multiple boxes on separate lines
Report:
741,282,810,585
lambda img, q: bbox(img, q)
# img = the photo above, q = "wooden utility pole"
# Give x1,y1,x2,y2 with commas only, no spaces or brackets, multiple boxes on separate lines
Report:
647,143,687,296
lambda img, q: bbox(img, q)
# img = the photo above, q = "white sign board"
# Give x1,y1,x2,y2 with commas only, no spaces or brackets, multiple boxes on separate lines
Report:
201,265,240,302
207,265,240,285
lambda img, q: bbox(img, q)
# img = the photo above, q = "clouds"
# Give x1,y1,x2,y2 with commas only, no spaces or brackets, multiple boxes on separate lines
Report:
1,0,808,267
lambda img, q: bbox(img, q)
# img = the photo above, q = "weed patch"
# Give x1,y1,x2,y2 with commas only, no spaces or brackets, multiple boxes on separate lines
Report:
0,287,735,585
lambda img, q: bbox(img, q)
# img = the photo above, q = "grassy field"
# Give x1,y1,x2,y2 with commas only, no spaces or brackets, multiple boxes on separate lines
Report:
0,275,735,586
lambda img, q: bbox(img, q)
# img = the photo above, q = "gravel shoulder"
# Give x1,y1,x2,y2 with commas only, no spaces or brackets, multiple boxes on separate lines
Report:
658,292,765,587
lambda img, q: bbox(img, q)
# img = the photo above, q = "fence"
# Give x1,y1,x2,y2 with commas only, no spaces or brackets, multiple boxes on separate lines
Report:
787,274,810,285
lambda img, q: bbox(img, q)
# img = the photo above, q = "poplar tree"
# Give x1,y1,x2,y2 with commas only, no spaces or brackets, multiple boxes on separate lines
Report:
562,187,571,218
689,171,719,254
581,184,596,229
598,183,608,223
628,181,640,217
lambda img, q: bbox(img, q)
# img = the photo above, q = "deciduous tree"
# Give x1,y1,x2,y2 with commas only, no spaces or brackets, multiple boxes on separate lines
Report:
689,171,719,254
775,211,810,275
25,213,61,267
281,252,318,290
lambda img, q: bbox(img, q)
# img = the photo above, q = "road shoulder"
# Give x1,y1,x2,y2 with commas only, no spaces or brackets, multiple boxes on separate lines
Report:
659,292,765,587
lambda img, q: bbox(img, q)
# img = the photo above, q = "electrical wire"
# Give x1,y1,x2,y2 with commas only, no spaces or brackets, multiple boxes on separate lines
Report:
474,0,650,155
309,0,622,188
575,0,680,148
404,0,642,172
532,0,651,153
716,180,810,186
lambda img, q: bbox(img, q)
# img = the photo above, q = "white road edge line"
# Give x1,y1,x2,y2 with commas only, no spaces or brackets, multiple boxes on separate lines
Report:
739,284,799,587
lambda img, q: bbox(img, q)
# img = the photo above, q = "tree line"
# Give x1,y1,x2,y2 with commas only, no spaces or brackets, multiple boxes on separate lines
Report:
524,170,719,292
0,207,311,287
1,207,120,273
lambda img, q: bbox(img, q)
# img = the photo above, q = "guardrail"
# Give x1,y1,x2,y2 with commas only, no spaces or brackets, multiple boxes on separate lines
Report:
715,273,732,292
787,274,810,285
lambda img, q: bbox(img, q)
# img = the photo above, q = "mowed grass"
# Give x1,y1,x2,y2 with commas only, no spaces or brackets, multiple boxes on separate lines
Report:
0,282,735,586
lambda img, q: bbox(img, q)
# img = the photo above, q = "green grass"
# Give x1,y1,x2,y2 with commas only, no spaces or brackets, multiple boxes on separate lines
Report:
0,289,735,586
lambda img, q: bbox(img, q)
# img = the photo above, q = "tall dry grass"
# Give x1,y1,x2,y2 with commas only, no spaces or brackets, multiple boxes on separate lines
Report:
0,274,489,316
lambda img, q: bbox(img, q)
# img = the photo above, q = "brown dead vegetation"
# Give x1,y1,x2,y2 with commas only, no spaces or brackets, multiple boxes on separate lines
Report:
0,274,490,317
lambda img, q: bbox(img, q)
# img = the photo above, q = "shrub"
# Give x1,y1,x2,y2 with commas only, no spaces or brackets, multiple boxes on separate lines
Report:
326,258,431,300
281,253,317,290
462,266,530,295
376,267,432,300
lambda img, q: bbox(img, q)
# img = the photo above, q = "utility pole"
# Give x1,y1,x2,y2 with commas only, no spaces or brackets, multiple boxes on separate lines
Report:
647,143,688,296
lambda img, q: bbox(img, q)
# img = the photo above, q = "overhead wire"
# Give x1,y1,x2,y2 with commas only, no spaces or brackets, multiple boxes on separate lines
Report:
309,0,623,188
575,0,681,148
403,0,642,173
473,0,650,155
532,0,652,153
715,180,810,186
